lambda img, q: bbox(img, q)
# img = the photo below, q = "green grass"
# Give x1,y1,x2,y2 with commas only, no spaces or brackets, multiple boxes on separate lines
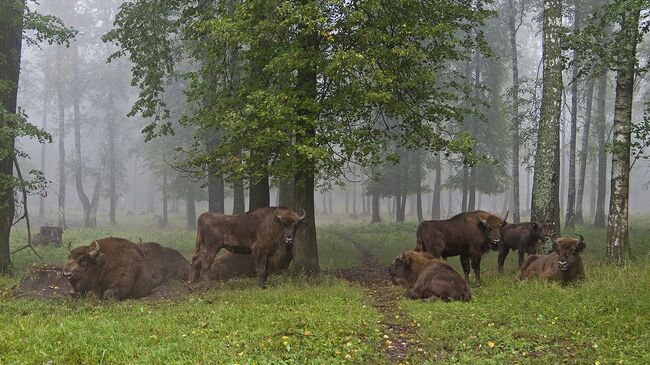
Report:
2,215,650,364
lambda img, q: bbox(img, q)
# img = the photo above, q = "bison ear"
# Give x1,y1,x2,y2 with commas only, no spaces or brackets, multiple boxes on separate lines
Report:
577,241,586,252
89,241,101,258
274,215,282,224
479,217,490,230
532,222,538,230
551,239,559,253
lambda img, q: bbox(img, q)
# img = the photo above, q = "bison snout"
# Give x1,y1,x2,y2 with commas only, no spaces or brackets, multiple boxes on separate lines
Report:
63,271,73,280
284,238,294,245
558,260,569,271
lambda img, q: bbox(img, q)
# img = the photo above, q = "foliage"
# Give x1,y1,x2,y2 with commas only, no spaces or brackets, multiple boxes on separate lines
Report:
104,0,492,187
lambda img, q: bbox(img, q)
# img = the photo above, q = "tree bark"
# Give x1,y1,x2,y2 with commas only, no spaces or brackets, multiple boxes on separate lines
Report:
232,181,245,214
161,167,168,227
461,166,468,212
107,93,117,226
594,73,608,227
186,193,196,230
352,179,357,214
468,167,476,211
39,74,49,219
607,5,639,263
278,178,294,208
575,79,594,225
531,0,563,236
371,193,381,223
0,0,24,272
56,48,66,228
432,155,442,219
147,170,154,213
206,131,225,214
565,6,580,228
249,175,270,211
508,0,521,223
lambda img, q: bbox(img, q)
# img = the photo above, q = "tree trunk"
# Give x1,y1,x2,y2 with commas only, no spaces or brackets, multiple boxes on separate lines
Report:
147,171,154,213
565,7,580,228
594,73,608,227
589,155,597,218
607,5,639,263
468,167,476,211
328,191,333,215
345,185,349,214
161,168,168,227
508,0,521,223
352,180,357,214
371,193,381,223
233,181,245,214
39,76,49,219
107,93,117,226
432,155,441,219
249,175,270,211
461,166,469,212
0,0,24,272
56,48,66,228
278,178,294,208
186,192,196,230
531,0,563,237
206,132,225,214
575,79,594,225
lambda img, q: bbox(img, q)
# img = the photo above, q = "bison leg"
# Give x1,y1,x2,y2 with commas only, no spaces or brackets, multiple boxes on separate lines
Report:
470,256,482,287
497,245,509,274
460,255,471,284
188,250,204,284
254,254,268,289
406,287,422,299
517,246,526,268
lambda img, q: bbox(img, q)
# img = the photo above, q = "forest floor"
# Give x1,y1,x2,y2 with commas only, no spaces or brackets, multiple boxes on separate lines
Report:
1,213,650,364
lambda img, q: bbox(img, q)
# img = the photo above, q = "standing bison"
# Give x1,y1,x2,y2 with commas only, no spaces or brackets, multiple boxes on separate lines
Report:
138,241,190,287
517,235,586,284
389,250,471,301
416,210,507,287
63,238,154,300
190,206,306,287
497,221,552,273
208,240,294,280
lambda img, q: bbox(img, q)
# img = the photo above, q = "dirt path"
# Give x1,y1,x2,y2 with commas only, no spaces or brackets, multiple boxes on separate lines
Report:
335,238,423,364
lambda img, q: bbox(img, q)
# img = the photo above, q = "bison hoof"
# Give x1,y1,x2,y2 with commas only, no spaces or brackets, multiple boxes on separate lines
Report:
102,289,117,300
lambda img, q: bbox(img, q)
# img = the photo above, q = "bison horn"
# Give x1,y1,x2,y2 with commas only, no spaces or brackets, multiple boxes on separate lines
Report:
298,208,306,221
479,216,487,226
67,241,72,253
90,240,101,257
502,210,509,223
576,234,584,244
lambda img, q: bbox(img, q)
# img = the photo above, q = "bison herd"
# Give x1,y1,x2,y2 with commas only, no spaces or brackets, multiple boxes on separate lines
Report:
59,207,586,302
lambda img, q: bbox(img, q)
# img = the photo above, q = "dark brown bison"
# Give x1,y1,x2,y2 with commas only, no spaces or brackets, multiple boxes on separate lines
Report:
415,210,507,287
497,221,552,273
517,235,586,284
190,206,306,287
63,238,154,300
138,241,190,287
389,250,471,301
208,241,294,280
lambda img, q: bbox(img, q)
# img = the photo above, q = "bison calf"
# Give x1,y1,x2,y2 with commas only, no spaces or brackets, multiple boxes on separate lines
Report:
517,235,586,284
138,242,190,287
498,221,552,273
389,251,471,301
209,241,293,280
63,238,154,300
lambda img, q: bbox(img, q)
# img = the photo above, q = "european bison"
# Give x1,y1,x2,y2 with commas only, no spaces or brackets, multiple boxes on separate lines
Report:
63,238,154,300
138,241,190,287
498,221,552,273
415,210,507,287
190,206,306,287
208,241,294,280
388,250,471,301
517,235,586,284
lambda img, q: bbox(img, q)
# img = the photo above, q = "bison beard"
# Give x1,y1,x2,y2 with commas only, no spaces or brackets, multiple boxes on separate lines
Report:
190,206,305,287
497,221,552,273
415,210,507,287
63,238,154,300
388,251,471,301
517,235,586,284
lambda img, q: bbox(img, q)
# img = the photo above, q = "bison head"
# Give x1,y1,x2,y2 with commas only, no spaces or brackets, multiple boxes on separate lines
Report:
388,253,412,287
63,241,106,296
479,211,507,250
553,235,586,272
273,208,307,245
532,222,553,241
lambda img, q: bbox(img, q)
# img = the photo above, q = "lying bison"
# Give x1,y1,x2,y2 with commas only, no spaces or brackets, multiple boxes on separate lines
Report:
389,251,471,301
138,241,190,287
415,210,507,287
63,238,153,300
498,221,552,273
190,206,306,287
517,235,586,284
209,240,294,280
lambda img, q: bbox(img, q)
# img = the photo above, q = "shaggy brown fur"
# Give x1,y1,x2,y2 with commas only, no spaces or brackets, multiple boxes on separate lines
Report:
138,242,190,287
389,251,471,301
63,238,153,300
415,210,507,287
498,221,552,273
517,236,586,284
190,206,305,287
208,242,293,280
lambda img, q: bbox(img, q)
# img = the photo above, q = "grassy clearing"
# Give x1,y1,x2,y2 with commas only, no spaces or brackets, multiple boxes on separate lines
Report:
3,215,650,364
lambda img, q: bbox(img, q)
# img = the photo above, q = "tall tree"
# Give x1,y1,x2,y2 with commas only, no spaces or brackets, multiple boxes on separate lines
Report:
431,155,442,219
565,4,581,228
593,74,607,227
531,0,563,235
606,3,642,263
575,79,594,224
55,47,66,228
507,0,522,223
